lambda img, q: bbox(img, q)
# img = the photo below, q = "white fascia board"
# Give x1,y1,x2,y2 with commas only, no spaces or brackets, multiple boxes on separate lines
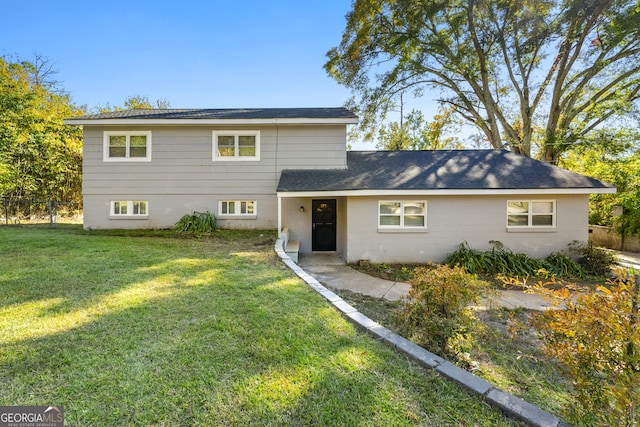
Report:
64,117,359,126
277,187,617,198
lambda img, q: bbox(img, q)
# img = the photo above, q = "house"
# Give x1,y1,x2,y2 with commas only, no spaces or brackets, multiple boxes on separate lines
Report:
65,108,615,263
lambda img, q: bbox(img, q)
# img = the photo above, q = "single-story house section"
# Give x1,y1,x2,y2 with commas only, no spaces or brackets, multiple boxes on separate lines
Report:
65,108,615,263
277,150,616,263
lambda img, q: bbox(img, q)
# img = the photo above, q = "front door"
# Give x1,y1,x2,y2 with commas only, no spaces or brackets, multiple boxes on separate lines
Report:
312,199,336,251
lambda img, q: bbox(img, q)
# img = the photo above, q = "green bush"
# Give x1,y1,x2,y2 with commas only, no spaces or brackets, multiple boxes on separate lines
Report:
174,211,217,235
540,251,586,278
445,241,587,278
396,264,490,362
530,271,639,426
568,240,616,277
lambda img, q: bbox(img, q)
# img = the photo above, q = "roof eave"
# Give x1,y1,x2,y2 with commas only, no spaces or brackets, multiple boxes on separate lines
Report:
277,187,617,197
64,117,359,126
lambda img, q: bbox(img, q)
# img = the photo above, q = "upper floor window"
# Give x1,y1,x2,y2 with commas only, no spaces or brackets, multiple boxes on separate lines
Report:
104,131,152,162
507,200,556,228
212,131,260,161
379,200,427,229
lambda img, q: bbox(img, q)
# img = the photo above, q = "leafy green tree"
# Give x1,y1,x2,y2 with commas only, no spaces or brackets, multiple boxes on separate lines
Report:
377,106,464,150
96,95,170,113
326,0,640,162
0,55,83,204
560,128,640,235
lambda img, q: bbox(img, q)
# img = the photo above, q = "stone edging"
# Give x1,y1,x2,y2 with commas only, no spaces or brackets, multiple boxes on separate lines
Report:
275,239,569,427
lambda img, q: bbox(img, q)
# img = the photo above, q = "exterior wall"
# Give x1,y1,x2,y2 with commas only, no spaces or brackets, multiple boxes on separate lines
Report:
281,196,347,256
82,124,347,229
345,194,589,263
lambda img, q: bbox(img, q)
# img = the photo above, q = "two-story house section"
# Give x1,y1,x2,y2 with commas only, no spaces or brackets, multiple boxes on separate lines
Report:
65,108,358,231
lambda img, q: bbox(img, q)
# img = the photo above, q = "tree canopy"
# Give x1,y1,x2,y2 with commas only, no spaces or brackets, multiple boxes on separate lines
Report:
560,128,640,235
95,95,170,113
0,55,83,204
377,106,464,150
326,0,640,162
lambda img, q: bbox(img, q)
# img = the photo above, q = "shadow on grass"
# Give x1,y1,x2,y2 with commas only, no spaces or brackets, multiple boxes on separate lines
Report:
0,228,520,426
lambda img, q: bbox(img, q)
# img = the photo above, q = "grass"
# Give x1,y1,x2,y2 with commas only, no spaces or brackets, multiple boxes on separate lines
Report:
0,225,522,426
338,281,573,420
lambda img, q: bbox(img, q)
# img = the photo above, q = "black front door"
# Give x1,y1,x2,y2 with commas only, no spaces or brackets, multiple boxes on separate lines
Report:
312,199,336,251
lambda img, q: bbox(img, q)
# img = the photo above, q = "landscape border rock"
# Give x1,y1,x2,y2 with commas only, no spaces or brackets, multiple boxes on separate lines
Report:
275,239,569,427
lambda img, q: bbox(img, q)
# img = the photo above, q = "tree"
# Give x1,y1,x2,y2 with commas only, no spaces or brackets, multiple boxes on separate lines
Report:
377,106,464,150
326,0,640,162
0,55,83,204
96,95,170,113
560,128,640,235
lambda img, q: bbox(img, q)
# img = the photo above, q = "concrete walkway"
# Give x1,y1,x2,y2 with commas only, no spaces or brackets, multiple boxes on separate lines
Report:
298,251,640,311
276,242,565,426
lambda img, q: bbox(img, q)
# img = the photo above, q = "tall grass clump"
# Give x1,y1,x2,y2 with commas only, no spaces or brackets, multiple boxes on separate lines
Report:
445,241,592,279
174,211,217,235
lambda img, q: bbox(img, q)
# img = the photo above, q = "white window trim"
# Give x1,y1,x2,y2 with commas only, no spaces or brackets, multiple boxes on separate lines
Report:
218,200,257,218
103,131,152,162
506,199,556,230
212,130,260,161
110,200,149,219
378,200,428,231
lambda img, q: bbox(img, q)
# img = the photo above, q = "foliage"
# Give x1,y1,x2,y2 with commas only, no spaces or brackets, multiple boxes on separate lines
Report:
326,0,640,162
95,95,171,113
445,241,587,278
341,279,573,418
0,226,520,426
560,131,640,235
174,211,217,235
568,240,618,276
519,272,640,426
376,106,464,150
397,264,490,362
0,54,83,203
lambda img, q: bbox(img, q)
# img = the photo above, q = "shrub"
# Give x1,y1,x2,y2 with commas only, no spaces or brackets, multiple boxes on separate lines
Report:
396,264,490,362
174,211,217,235
568,240,616,277
514,272,639,426
446,241,586,279
540,251,585,278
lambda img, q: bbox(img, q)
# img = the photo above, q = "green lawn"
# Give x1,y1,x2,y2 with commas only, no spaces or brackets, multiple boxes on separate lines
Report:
0,226,521,426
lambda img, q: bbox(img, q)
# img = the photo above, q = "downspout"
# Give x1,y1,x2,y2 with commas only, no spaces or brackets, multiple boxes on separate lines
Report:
275,123,282,238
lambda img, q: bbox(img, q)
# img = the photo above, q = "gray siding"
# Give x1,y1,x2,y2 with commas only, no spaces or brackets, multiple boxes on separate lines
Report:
82,124,347,229
282,194,589,263
344,195,589,263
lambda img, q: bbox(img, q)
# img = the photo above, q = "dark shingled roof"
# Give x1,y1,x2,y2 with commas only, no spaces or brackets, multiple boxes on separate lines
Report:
277,150,614,192
70,107,357,121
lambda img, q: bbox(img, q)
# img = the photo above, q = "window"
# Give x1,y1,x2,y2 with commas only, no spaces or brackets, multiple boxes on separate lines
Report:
507,200,555,228
110,200,148,217
103,131,152,161
379,201,427,229
212,131,260,161
219,200,256,217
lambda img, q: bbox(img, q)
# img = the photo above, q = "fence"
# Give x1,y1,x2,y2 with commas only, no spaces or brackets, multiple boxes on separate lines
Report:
1,198,81,228
589,224,640,253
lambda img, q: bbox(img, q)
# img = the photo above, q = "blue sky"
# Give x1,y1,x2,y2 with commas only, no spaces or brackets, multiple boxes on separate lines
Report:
1,0,356,111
